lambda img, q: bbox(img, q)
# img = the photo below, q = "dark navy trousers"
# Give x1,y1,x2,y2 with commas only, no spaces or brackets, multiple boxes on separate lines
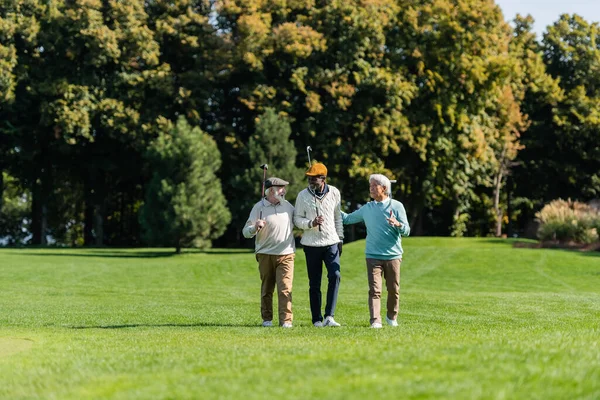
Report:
303,244,341,323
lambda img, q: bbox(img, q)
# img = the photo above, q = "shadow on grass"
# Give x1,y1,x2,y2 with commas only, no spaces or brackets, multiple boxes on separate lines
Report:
15,249,253,258
17,251,177,259
512,240,600,254
70,322,260,329
580,251,600,258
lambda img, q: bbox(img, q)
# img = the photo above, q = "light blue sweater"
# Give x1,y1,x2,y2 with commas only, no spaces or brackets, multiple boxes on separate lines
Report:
341,198,410,260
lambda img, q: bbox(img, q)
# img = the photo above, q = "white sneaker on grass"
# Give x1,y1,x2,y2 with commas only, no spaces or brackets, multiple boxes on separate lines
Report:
262,321,273,327
324,316,341,327
371,322,383,329
385,316,398,327
313,321,324,327
281,322,293,328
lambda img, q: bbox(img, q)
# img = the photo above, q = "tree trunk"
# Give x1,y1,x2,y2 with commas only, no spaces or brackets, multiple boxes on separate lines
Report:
0,169,4,213
84,178,94,246
94,203,104,247
31,178,48,245
493,169,504,237
506,175,512,237
31,158,50,246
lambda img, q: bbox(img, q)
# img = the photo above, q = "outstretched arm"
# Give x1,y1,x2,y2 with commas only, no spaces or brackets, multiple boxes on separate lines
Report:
341,206,365,225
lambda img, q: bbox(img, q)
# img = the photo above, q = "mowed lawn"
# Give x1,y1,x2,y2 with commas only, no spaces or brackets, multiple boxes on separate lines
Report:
0,238,599,399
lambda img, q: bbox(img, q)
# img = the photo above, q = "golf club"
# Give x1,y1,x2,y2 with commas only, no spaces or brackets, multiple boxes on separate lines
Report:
259,164,268,220
306,146,322,232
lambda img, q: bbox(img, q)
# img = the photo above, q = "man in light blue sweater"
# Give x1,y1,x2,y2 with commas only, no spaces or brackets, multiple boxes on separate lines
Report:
341,174,410,328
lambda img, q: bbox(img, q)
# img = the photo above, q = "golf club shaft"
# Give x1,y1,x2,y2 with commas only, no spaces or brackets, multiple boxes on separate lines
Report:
259,164,268,222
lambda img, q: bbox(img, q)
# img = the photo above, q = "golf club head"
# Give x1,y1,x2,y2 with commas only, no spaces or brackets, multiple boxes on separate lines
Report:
260,164,268,170
306,146,312,152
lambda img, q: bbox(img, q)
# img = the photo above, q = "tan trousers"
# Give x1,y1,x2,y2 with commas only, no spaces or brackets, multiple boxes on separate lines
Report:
257,253,294,325
366,258,401,324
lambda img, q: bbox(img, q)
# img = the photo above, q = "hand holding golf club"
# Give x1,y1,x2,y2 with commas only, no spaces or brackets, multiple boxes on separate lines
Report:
312,215,324,228
255,219,266,232
386,210,401,228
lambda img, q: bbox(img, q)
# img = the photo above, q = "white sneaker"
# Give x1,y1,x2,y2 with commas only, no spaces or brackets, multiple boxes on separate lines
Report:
313,321,324,327
262,321,273,327
385,316,398,327
371,322,383,329
324,316,341,327
281,322,293,328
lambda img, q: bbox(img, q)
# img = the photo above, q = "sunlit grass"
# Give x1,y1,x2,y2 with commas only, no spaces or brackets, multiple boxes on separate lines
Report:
0,238,599,399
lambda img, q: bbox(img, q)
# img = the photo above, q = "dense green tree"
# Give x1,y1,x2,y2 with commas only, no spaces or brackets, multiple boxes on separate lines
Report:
225,108,304,244
215,0,416,227
140,116,231,253
505,14,563,236
385,0,526,236
0,0,51,244
0,172,29,245
513,14,600,220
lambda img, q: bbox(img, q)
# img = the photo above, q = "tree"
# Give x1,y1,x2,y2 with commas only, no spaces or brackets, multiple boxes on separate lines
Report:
387,0,525,235
225,108,304,245
0,172,30,245
140,116,231,253
513,14,600,223
215,0,416,228
502,14,562,237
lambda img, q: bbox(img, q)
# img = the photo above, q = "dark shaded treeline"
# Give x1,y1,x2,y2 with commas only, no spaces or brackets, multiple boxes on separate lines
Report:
0,1,598,248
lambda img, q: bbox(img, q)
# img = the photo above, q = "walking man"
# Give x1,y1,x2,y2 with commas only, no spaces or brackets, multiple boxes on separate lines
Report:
341,174,410,328
243,177,295,328
294,163,344,327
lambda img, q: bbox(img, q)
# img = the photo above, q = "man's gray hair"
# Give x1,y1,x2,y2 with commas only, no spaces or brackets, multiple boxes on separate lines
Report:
369,174,391,195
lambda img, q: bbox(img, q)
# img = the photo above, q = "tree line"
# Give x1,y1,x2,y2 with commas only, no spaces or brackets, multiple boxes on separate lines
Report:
1,0,598,249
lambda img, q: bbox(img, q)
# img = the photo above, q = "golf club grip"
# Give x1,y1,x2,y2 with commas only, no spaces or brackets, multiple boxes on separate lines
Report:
316,207,321,231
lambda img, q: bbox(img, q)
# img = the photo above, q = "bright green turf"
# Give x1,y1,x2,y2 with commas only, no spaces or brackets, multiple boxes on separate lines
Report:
0,238,598,399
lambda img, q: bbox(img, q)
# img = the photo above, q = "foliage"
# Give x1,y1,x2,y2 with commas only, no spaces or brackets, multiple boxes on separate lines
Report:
0,172,29,245
2,2,600,245
226,108,304,243
514,14,600,209
140,116,231,252
244,108,304,197
536,199,600,243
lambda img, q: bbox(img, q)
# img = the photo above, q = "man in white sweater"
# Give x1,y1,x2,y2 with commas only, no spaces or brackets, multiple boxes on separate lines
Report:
242,177,295,328
294,163,344,327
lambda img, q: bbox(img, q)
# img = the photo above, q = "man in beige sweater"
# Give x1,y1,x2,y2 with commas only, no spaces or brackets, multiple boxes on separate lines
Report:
243,177,295,328
294,163,344,327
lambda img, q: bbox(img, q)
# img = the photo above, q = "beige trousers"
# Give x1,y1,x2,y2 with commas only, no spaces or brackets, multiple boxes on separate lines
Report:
257,253,294,325
366,258,401,324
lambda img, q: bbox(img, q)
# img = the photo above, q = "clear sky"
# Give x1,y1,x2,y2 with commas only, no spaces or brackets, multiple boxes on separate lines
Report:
494,0,600,37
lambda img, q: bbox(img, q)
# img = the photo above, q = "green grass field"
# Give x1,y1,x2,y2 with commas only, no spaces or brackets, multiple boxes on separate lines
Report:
0,238,599,399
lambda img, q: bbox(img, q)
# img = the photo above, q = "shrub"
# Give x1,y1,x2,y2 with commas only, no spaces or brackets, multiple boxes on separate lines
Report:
536,199,600,243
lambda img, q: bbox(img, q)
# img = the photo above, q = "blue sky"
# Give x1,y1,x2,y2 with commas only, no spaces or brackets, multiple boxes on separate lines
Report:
495,0,600,37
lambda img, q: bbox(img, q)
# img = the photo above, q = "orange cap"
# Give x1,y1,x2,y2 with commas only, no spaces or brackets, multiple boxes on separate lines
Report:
305,162,327,177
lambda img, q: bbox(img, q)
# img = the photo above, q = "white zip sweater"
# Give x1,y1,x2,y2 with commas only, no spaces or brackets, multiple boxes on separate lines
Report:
242,199,295,255
294,185,344,247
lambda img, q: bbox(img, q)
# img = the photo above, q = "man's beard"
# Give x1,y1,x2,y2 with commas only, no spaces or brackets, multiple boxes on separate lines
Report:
308,183,321,192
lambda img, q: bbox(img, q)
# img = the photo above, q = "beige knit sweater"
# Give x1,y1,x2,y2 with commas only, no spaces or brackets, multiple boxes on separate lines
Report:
294,186,344,247
242,199,295,255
